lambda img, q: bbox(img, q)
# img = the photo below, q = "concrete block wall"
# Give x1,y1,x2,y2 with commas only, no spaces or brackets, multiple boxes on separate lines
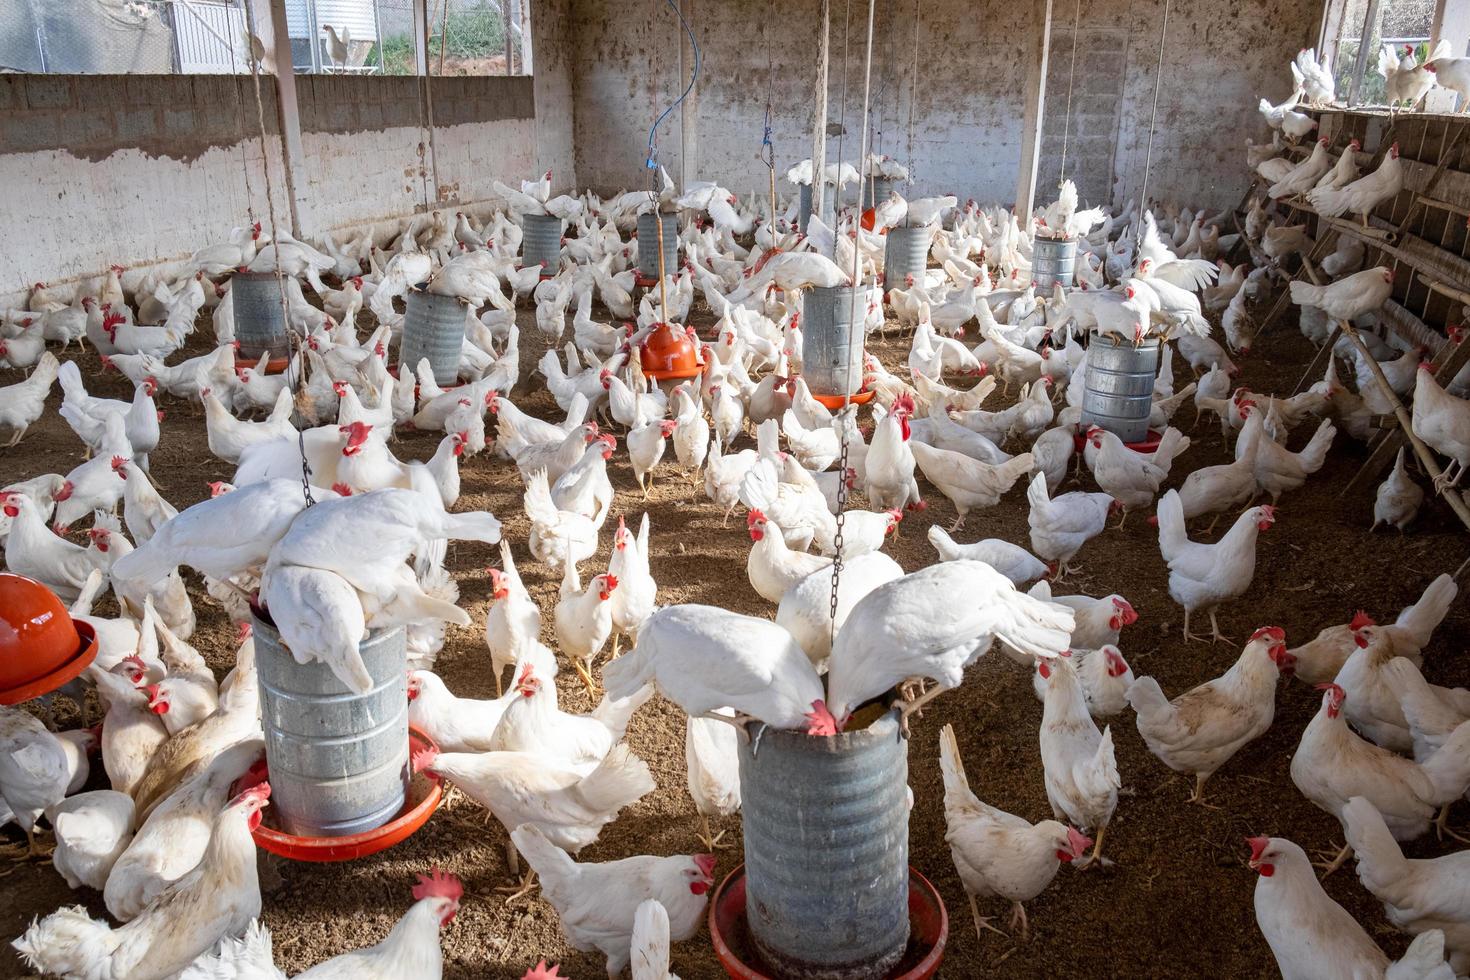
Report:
1038,0,1319,212
531,0,578,191
566,0,1320,213
0,72,537,304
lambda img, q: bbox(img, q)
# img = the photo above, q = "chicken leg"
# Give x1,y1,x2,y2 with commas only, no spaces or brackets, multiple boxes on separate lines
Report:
1181,608,1208,644
1313,842,1352,877
1078,823,1113,871
698,813,728,851
572,658,599,701
1434,803,1470,845
1185,772,1221,808
1009,901,1031,942
1208,609,1233,644
0,829,53,861
898,682,951,736
967,892,1008,941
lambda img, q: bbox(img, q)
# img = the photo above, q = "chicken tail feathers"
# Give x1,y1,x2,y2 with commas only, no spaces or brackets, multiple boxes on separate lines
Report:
602,629,657,701
438,510,502,547
1341,796,1409,896
176,919,286,980
631,900,673,980
1123,675,1172,729
1420,719,1470,805
590,683,655,744
1296,419,1337,474
1155,489,1189,559
937,723,974,807
1387,931,1453,980
13,905,118,980
574,743,656,815
509,823,579,892
1394,573,1458,651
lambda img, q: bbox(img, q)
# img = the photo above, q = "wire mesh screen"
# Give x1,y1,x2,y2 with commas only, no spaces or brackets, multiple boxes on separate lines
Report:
373,0,529,76
0,0,530,76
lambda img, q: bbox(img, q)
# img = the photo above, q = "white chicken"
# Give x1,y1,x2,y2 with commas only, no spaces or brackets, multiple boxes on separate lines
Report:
1126,627,1293,803
1036,654,1119,868
1155,490,1276,643
939,724,1090,941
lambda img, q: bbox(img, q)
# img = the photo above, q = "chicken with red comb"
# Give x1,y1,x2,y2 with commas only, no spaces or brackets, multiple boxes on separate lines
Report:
939,724,1090,942
509,823,714,976
1126,626,1293,804
1285,574,1457,685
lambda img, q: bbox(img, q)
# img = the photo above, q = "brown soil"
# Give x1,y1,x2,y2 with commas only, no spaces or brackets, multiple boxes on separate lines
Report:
1,283,1467,980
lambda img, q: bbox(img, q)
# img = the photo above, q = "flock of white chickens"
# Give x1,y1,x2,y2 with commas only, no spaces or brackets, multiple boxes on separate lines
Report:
0,65,1467,978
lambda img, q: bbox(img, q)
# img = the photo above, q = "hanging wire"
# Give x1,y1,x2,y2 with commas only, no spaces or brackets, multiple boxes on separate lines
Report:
834,0,852,219
245,18,312,507
645,0,701,178
1137,0,1171,213
830,0,878,650
907,0,919,183
761,0,777,229
1057,0,1082,182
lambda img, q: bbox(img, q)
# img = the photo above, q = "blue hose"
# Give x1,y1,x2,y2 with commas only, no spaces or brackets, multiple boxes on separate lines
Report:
646,0,702,174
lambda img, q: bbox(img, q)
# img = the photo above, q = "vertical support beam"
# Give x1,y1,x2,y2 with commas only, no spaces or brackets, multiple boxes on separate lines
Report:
413,0,440,207
678,0,698,190
810,0,831,226
502,0,514,73
251,0,307,235
1347,0,1383,106
519,0,533,74
1433,0,1470,56
412,0,429,75
1014,0,1053,219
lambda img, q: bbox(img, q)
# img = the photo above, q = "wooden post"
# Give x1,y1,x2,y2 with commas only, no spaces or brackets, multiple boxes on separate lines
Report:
1014,0,1053,219
678,0,698,192
810,0,831,228
249,0,307,236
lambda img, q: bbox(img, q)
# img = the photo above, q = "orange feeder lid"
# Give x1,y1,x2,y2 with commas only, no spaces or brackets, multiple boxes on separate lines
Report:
232,726,443,862
811,388,877,410
640,322,705,381
0,573,99,705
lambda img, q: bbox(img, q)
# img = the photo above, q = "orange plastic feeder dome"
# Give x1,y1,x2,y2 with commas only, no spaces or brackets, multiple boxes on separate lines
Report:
0,573,98,705
709,864,948,979
640,322,705,381
811,388,877,411
231,726,443,863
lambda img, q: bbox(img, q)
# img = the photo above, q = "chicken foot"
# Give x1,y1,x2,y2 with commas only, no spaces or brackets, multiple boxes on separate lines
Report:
0,829,53,862
572,658,599,701
966,892,1009,941
1434,803,1470,845
1312,842,1352,877
1185,773,1222,809
1010,901,1031,942
898,682,951,736
1208,610,1233,645
1077,824,1115,871
500,867,540,905
697,813,728,851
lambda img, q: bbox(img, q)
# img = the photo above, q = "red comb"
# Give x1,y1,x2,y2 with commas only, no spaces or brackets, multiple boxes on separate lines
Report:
1349,611,1374,631
412,867,463,903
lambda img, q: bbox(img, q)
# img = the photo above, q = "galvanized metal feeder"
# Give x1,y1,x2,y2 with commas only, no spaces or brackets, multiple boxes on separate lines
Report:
802,285,874,409
635,210,680,289
230,270,292,373
729,708,924,980
882,225,931,295
798,182,833,234
245,604,436,861
399,290,467,388
1080,334,1162,444
519,212,563,277
1031,235,1078,290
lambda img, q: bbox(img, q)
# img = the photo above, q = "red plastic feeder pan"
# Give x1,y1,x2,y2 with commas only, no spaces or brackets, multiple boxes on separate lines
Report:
709,865,948,980
811,388,877,411
231,726,443,863
640,321,705,381
0,573,99,706
1073,426,1164,455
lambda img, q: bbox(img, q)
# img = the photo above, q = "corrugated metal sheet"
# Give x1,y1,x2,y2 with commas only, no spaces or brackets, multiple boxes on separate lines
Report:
170,0,249,74
284,0,379,42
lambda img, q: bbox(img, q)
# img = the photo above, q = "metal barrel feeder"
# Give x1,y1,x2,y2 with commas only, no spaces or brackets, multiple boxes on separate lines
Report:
861,175,895,212
230,270,292,373
798,182,832,233
731,709,916,979
882,226,930,294
636,211,680,286
638,207,703,384
519,212,563,276
400,290,466,388
802,285,874,409
1080,335,1161,445
1031,236,1078,290
251,612,409,838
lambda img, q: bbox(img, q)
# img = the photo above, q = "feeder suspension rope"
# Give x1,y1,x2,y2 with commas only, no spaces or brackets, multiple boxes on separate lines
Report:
1138,0,1171,212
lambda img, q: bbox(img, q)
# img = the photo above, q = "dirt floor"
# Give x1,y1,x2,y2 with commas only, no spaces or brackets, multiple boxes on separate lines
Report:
1,273,1468,980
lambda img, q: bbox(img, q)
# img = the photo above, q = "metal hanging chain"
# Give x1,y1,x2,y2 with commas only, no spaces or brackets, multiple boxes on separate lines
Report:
830,0,877,649
245,31,311,507
1057,0,1082,182
1137,0,1171,212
